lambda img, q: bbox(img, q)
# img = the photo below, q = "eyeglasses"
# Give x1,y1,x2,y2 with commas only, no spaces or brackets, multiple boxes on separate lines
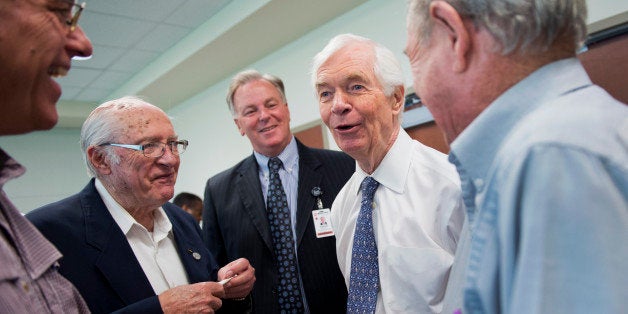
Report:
100,140,189,158
65,2,86,32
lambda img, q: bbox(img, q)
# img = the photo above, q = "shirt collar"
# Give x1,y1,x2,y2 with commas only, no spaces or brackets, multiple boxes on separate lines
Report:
354,127,410,195
0,148,25,188
95,178,172,236
254,136,298,175
450,58,591,188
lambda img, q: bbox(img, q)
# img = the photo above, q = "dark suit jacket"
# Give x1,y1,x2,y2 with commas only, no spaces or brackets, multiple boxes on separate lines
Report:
202,140,355,313
27,179,220,314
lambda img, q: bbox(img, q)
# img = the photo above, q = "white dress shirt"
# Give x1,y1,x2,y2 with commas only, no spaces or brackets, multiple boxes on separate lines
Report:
331,128,465,313
95,179,189,294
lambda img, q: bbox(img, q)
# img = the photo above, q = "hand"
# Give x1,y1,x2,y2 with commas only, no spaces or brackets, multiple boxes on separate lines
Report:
218,258,256,299
159,282,225,313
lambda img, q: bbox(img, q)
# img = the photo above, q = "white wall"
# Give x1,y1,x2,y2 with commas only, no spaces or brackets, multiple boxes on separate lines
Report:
170,0,408,199
589,0,628,24
0,129,88,212
1,0,625,212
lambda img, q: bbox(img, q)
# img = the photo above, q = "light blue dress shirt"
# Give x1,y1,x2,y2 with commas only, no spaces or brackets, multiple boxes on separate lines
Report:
254,136,299,237
448,58,628,314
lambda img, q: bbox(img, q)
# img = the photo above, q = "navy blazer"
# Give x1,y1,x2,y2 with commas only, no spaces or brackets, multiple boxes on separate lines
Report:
27,179,219,314
202,140,355,313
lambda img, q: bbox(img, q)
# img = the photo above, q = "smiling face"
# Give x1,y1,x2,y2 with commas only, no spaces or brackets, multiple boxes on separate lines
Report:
0,0,92,134
232,79,292,157
102,105,180,210
315,41,403,172
0,0,93,135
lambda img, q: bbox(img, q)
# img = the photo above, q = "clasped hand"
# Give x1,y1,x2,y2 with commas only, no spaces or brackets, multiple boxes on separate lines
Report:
159,258,255,313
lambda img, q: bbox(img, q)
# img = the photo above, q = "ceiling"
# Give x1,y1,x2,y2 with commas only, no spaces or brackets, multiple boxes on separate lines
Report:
56,0,368,128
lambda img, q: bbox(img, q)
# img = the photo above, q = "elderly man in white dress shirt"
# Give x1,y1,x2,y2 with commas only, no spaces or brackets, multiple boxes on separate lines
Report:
27,96,255,313
312,33,465,313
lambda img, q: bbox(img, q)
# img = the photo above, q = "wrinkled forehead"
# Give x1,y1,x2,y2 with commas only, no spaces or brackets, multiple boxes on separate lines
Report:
236,79,282,101
110,105,174,141
316,44,376,85
326,41,375,68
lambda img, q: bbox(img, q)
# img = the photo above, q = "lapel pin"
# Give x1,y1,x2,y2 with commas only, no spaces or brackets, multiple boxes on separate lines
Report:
188,249,201,260
311,187,323,197
311,187,324,209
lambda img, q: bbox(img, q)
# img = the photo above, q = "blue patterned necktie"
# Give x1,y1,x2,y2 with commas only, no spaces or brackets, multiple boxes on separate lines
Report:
267,157,304,313
347,176,380,314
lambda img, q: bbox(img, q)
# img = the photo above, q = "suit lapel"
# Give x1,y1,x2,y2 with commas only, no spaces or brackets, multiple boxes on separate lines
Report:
237,155,274,251
295,142,323,246
164,203,215,283
81,181,156,304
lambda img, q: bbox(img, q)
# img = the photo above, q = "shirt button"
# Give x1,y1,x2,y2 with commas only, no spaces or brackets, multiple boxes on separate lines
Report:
21,281,30,293
473,178,484,190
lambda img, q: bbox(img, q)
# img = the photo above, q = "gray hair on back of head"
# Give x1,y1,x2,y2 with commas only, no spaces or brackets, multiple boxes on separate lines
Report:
226,69,287,117
310,33,405,97
407,0,587,54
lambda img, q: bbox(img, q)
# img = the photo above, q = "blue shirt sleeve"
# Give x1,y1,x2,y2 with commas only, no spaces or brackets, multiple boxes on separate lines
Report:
498,145,628,314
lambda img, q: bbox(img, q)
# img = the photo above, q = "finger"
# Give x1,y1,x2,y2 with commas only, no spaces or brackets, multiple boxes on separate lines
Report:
217,266,232,281
228,270,251,287
209,282,226,299
224,276,255,299
227,258,249,272
219,259,250,282
208,296,223,311
237,266,255,284
218,260,244,280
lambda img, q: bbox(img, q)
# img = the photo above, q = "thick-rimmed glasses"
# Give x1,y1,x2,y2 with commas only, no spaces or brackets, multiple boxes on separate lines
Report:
66,2,86,32
100,140,189,158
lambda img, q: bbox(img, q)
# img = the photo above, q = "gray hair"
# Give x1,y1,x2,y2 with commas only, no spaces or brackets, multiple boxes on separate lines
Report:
311,33,404,97
226,69,287,117
407,0,587,54
80,96,156,177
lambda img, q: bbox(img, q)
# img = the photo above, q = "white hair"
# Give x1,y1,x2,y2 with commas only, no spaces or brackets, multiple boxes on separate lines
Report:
80,96,160,177
311,33,404,97
407,0,587,54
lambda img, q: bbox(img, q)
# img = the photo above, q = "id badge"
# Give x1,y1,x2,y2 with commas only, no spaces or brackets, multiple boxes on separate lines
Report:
312,208,334,238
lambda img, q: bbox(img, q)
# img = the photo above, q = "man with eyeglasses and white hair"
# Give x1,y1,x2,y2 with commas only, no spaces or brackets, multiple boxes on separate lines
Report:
27,96,255,314
0,0,92,312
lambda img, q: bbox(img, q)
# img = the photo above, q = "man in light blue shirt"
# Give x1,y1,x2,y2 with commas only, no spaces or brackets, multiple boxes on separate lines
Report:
405,0,628,313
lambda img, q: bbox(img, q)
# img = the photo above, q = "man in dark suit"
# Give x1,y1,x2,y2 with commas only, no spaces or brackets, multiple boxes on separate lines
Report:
27,96,255,314
202,70,354,313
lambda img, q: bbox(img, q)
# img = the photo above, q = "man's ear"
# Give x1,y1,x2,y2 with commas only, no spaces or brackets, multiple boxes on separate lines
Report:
391,85,405,114
234,118,245,136
430,1,471,73
87,146,112,175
